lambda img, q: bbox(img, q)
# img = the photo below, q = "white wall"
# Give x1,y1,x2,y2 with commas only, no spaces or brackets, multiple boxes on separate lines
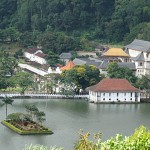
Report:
128,49,141,57
24,51,47,64
128,49,150,77
89,91,140,103
34,55,47,64
48,67,62,74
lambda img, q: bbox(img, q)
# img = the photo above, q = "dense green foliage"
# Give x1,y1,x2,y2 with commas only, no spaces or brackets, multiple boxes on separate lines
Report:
25,104,46,124
107,62,138,86
0,0,150,50
61,65,100,93
75,126,150,150
10,71,34,94
137,74,150,98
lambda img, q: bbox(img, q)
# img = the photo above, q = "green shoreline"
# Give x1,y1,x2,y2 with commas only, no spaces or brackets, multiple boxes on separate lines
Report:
1,120,53,135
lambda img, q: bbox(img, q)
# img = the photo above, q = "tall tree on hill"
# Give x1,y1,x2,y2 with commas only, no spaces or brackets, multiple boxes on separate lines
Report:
0,49,18,76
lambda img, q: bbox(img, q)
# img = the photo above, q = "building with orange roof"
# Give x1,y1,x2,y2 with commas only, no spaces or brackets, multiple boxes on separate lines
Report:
103,48,130,62
60,61,75,71
89,78,140,103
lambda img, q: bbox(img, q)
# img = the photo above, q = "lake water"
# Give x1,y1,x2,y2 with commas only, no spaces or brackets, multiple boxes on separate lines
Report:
0,99,150,150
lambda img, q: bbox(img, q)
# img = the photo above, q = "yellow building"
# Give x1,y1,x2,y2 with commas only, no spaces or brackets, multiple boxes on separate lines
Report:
103,48,130,62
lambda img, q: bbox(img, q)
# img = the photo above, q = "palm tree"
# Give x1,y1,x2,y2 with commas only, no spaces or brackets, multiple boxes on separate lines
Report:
2,96,14,119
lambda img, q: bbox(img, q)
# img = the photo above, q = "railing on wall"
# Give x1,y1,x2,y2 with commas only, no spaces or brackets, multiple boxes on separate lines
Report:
0,93,89,100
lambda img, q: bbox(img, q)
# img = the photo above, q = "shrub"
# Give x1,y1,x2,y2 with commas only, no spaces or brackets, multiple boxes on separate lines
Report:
23,144,63,150
75,126,150,150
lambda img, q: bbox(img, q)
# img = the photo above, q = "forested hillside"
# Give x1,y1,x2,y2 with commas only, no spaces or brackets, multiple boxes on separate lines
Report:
0,0,150,53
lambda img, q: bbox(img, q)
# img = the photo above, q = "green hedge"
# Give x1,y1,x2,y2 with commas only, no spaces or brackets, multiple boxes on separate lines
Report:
1,120,53,135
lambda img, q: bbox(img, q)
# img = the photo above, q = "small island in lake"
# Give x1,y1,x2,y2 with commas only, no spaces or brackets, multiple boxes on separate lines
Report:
1,104,53,135
1,119,53,135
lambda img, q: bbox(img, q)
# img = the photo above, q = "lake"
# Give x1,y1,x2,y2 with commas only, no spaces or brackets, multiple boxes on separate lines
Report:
0,98,150,150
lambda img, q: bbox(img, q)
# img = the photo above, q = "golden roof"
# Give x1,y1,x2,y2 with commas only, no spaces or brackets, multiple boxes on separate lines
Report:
103,48,129,57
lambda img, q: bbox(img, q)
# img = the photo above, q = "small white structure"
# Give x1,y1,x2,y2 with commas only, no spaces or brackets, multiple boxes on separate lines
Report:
89,78,140,103
24,47,47,65
48,66,62,74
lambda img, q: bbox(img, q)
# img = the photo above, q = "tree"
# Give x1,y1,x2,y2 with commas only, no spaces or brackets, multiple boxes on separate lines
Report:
107,62,137,85
44,73,61,94
75,126,150,150
6,113,30,125
2,96,14,119
36,111,46,125
10,71,34,94
0,49,18,76
5,27,20,42
25,104,46,125
39,31,80,54
138,74,150,99
19,31,41,47
0,49,18,90
61,65,100,93
46,51,61,66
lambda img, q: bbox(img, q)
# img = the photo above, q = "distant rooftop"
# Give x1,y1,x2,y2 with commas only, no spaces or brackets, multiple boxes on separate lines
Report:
131,52,145,61
60,61,75,71
59,52,72,59
103,48,129,57
99,61,136,70
89,78,140,92
25,47,41,54
73,58,102,68
125,39,150,52
35,52,47,58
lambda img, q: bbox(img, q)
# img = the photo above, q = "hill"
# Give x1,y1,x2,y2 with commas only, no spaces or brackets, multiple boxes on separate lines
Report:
0,0,150,53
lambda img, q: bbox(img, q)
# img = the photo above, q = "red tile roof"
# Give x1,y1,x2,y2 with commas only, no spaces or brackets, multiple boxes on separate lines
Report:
90,78,140,92
35,52,47,58
25,48,41,54
61,61,75,71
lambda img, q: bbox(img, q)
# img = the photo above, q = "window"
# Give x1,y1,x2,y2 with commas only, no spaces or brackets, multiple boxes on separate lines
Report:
103,93,105,96
102,69,106,71
131,92,132,97
98,93,101,97
117,93,119,97
139,62,143,66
